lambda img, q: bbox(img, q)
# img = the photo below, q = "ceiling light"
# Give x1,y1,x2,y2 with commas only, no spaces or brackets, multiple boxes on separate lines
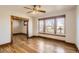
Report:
32,11,38,14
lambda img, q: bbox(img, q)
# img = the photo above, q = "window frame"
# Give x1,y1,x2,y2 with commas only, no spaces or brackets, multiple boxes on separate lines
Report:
38,15,66,37
45,18,55,34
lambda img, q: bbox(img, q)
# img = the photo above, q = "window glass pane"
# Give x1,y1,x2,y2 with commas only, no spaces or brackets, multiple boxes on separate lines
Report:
38,15,65,36
39,20,44,32
45,19,54,34
56,17,65,35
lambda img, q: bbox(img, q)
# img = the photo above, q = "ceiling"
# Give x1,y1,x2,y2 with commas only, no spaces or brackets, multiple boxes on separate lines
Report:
0,5,76,17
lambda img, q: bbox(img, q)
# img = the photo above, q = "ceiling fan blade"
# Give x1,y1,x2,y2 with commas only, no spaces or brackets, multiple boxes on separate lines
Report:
33,5,36,8
24,7,32,10
27,11,32,13
38,10,46,13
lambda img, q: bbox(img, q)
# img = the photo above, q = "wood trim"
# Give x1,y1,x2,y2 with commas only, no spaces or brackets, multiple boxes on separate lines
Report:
24,20,28,26
23,20,29,39
64,16,66,35
0,42,12,46
74,45,79,53
31,35,70,44
32,35,78,53
11,16,13,44
44,19,45,32
38,15,65,37
39,32,65,37
11,15,28,20
13,33,27,35
27,20,29,39
39,15,65,20
54,18,56,34
11,15,29,41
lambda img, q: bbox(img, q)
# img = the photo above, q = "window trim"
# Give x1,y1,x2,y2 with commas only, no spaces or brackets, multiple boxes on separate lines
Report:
39,32,65,37
38,15,66,37
39,15,65,20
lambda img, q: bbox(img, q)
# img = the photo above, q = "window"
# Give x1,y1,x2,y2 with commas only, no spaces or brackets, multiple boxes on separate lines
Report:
45,19,54,34
56,17,65,35
39,20,44,33
38,15,65,37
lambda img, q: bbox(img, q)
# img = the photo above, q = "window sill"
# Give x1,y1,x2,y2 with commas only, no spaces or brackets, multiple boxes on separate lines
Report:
39,32,65,37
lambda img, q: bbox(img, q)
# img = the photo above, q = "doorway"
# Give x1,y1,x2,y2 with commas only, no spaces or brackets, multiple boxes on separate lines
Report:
11,15,29,42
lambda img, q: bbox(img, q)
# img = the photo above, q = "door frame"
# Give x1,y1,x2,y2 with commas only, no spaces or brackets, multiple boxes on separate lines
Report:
11,15,29,42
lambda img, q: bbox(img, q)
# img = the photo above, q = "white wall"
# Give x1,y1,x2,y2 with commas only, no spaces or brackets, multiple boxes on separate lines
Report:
21,21,27,34
33,8,76,44
13,20,21,33
0,6,33,45
76,6,79,49
0,6,77,45
28,18,33,37
32,17,38,36
13,20,27,34
0,11,11,45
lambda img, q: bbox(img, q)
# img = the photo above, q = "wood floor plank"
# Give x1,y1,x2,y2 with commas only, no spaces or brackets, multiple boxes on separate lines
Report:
0,35,77,53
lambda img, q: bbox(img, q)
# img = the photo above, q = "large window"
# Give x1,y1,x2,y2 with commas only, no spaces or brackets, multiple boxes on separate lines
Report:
45,19,54,34
56,17,65,35
39,20,44,33
38,15,65,36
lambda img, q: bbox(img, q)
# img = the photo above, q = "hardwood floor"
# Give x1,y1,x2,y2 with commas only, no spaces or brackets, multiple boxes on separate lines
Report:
0,35,77,53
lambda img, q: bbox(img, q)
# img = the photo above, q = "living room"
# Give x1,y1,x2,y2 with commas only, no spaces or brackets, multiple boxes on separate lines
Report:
0,5,79,53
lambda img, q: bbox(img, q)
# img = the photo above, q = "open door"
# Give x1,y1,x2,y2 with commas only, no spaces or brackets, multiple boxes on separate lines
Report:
11,15,29,41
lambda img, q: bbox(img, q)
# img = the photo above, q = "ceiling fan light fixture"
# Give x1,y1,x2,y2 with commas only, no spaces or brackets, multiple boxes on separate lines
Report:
32,11,38,14
24,5,46,14
32,11,36,14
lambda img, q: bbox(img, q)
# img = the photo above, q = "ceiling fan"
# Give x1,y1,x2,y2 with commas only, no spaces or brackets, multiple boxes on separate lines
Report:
24,5,46,14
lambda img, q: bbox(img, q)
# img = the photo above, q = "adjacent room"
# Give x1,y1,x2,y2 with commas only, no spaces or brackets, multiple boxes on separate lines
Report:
0,5,79,53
